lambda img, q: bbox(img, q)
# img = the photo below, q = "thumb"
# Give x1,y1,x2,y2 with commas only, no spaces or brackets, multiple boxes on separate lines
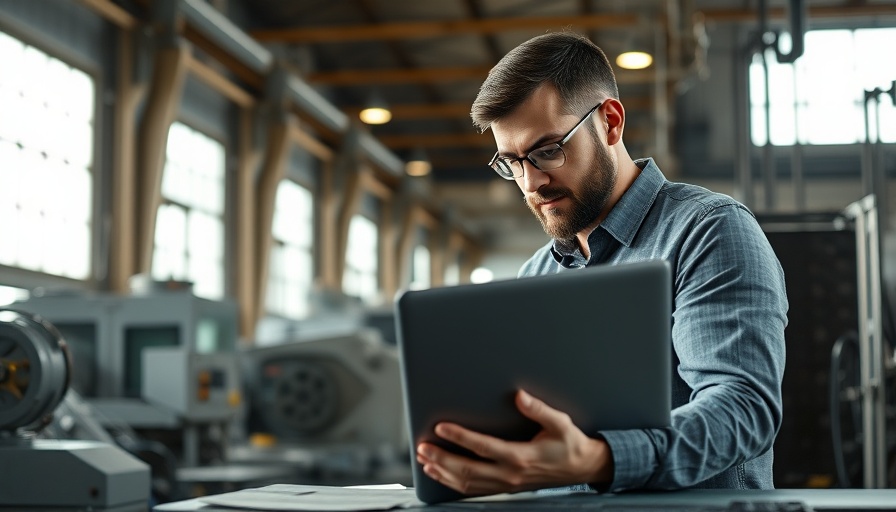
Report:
516,389,569,432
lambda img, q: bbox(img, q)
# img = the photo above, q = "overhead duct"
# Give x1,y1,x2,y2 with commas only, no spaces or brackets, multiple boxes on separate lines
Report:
758,0,807,63
179,0,273,75
178,0,404,178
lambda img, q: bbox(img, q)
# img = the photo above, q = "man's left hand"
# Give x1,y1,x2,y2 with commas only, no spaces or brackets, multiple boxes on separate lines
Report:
415,389,614,497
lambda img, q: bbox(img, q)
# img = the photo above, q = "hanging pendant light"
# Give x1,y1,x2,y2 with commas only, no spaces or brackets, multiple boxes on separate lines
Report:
359,91,392,125
405,147,432,177
616,50,653,70
616,29,654,70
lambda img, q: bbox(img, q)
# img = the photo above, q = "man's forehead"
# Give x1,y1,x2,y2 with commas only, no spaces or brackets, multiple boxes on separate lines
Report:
491,90,569,152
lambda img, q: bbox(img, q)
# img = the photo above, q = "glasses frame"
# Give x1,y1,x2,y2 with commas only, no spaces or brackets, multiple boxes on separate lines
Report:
488,102,603,180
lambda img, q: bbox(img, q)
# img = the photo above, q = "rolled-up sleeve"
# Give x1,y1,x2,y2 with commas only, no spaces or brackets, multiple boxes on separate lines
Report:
600,204,788,491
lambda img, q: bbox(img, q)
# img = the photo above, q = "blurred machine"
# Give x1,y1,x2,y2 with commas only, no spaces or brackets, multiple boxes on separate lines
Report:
255,293,398,347
760,196,896,489
237,328,409,485
11,286,244,468
0,308,150,511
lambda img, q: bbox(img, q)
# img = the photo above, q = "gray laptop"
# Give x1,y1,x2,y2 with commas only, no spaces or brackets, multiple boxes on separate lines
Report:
394,259,672,504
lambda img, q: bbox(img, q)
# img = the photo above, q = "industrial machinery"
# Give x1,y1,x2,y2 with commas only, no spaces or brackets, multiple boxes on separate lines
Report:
237,329,409,485
760,196,896,489
0,308,150,511
254,292,398,347
11,287,244,468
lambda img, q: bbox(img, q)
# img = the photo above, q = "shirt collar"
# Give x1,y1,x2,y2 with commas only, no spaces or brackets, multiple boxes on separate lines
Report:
598,157,665,248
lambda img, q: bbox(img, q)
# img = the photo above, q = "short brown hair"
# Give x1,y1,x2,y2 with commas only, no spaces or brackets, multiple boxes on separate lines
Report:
471,31,619,133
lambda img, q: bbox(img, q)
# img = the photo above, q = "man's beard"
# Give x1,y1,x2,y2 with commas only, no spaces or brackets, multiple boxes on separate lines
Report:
525,137,617,241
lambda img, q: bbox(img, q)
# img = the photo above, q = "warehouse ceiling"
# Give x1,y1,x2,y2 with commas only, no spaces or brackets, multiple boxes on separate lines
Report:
227,0,896,256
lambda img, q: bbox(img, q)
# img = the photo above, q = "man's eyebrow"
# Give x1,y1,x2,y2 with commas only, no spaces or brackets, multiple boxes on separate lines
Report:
496,132,564,158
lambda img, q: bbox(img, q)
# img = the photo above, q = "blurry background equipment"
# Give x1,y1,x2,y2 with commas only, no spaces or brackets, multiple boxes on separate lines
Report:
254,289,398,347
11,286,244,468
760,196,896,489
0,308,150,511
236,328,409,485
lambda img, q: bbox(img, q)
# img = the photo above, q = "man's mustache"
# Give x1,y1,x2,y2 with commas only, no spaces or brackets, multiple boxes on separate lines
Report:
527,187,573,206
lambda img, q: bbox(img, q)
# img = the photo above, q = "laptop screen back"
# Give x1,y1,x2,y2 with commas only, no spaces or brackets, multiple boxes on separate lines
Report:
394,259,673,503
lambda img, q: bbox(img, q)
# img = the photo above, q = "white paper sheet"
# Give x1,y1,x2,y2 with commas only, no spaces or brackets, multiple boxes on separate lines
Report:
198,484,424,511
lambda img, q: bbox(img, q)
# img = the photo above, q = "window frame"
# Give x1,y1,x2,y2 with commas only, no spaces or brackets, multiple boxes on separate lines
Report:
0,23,102,290
152,119,228,300
748,26,896,147
343,211,381,304
266,177,316,319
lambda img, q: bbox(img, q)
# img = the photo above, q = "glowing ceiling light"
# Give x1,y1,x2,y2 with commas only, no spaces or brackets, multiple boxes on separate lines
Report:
406,148,431,176
616,51,653,70
359,106,392,124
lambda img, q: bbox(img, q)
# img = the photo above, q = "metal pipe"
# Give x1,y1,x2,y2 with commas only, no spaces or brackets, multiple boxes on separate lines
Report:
285,75,349,134
791,143,804,211
848,199,872,488
735,42,753,208
791,59,804,211
284,76,404,176
761,48,775,211
862,88,888,228
178,0,405,178
758,0,769,36
359,132,405,176
845,196,888,489
773,0,806,63
179,0,272,75
862,90,877,197
873,101,887,231
866,203,886,488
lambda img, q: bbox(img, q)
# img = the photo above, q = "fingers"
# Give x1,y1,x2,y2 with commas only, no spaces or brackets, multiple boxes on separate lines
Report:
416,423,527,496
515,390,573,433
413,390,581,497
426,391,569,465
432,422,508,461
416,442,523,496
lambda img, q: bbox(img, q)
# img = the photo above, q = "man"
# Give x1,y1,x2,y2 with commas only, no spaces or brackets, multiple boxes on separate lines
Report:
415,32,787,495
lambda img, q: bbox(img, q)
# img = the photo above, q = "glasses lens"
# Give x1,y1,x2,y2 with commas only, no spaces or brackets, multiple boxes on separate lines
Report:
491,159,517,179
528,144,565,171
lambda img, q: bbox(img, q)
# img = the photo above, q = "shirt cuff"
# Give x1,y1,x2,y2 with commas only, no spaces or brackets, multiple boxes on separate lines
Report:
597,429,657,492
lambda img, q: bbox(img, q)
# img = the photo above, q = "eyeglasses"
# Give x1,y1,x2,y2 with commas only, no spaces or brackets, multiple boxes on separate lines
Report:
488,102,603,180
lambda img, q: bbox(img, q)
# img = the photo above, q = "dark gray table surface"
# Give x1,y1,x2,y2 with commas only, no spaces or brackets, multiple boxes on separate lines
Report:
153,488,896,512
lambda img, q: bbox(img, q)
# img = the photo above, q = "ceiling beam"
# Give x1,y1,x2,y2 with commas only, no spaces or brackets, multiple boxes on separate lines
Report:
78,0,138,29
701,4,896,23
354,0,444,106
348,102,472,119
308,65,491,85
379,127,648,150
251,5,896,45
250,13,639,43
345,96,651,120
379,133,494,149
461,0,502,62
308,66,656,86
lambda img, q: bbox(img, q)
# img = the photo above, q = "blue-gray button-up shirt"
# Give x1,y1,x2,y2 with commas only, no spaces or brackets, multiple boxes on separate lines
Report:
520,158,787,491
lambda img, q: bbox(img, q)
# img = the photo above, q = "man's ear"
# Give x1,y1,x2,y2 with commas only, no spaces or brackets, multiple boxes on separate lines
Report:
603,98,625,146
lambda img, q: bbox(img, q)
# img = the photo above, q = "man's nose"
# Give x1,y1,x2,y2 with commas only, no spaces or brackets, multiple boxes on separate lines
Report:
517,160,548,193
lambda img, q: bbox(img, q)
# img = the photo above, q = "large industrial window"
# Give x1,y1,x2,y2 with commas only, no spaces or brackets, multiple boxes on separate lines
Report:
410,244,431,290
0,31,94,279
750,27,896,146
342,214,379,304
152,122,225,299
267,179,314,318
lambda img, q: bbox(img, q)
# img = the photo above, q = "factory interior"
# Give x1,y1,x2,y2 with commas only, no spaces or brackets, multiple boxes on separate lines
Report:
1,0,896,510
